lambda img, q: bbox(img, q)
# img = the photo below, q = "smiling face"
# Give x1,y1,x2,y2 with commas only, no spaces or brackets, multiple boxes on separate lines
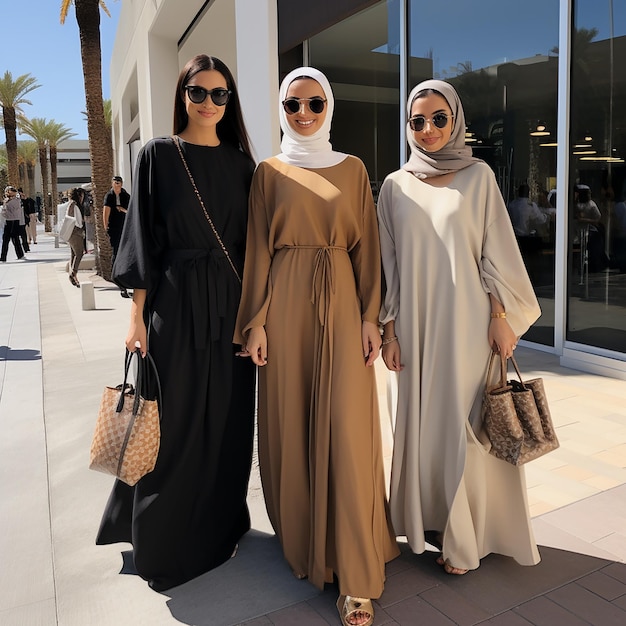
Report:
284,78,328,137
410,92,454,153
184,69,228,132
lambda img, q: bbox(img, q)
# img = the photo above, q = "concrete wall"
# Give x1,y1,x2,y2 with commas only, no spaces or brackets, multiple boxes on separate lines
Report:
109,0,280,184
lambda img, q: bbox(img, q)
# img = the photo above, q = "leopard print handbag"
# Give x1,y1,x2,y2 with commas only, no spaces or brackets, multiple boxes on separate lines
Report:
481,351,559,465
89,349,162,485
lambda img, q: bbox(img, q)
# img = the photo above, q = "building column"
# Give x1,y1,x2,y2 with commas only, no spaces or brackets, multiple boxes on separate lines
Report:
234,0,281,161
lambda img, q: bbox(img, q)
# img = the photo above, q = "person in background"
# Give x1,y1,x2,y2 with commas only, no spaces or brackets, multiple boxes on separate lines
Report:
507,183,549,238
66,187,87,287
81,185,95,253
378,79,541,578
103,176,131,297
16,188,32,251
236,67,398,626
96,54,256,593
575,184,609,272
1,186,26,262
12,188,30,254
20,188,38,245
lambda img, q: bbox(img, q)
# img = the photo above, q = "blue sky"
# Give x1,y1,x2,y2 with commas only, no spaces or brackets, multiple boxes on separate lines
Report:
1,0,121,141
3,0,624,143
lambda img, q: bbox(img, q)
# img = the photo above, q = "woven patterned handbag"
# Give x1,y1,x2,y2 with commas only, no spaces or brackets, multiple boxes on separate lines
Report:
89,349,162,485
482,351,559,466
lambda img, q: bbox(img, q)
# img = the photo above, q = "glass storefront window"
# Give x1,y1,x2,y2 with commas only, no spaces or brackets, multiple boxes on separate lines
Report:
304,0,402,198
407,0,559,346
568,0,626,356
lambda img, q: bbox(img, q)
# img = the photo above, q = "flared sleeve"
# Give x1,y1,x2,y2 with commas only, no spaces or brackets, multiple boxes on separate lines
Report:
377,176,400,326
112,141,167,293
349,159,382,324
234,162,274,344
479,169,541,337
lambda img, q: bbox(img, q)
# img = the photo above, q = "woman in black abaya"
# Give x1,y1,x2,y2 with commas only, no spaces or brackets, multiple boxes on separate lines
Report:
96,55,256,592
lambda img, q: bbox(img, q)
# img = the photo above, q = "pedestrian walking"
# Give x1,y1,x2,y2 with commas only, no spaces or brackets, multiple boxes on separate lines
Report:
1,186,26,262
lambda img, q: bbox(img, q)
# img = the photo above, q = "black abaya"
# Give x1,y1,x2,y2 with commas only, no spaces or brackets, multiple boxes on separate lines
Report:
96,137,256,591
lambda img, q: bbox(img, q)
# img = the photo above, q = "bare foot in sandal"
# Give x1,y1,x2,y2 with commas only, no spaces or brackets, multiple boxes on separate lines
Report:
436,555,469,575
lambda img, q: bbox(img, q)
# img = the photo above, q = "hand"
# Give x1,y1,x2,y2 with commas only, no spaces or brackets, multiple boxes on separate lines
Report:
246,326,268,366
125,318,147,357
488,318,518,360
362,321,381,367
382,338,403,371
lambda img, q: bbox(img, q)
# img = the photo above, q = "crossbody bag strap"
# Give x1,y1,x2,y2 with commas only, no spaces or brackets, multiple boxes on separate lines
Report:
171,135,242,283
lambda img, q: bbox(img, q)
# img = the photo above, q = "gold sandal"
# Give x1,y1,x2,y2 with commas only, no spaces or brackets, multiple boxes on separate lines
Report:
336,595,374,626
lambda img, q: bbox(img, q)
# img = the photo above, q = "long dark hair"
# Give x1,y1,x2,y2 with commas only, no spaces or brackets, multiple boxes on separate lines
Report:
69,187,85,217
173,55,254,162
70,187,84,205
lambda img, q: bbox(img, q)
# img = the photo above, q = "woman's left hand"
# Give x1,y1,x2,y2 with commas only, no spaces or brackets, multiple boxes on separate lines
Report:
488,318,519,360
362,321,381,366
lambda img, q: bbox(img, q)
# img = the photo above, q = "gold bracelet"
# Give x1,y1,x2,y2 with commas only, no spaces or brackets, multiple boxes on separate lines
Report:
382,335,398,345
490,312,507,319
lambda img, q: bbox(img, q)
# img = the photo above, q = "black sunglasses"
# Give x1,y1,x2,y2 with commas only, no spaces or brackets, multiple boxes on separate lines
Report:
183,85,231,106
409,112,453,132
282,97,327,115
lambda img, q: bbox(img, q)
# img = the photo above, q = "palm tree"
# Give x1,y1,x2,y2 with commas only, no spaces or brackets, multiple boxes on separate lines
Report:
83,98,112,128
0,71,40,186
84,98,113,170
20,117,53,231
17,141,38,198
47,122,77,215
61,0,114,279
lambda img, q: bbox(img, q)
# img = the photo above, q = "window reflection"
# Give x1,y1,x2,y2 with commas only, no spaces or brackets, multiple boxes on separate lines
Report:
568,0,626,354
306,0,401,197
408,0,559,346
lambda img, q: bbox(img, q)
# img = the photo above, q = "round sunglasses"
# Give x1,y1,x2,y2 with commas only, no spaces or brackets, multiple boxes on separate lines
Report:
183,85,231,106
409,112,453,132
282,97,327,115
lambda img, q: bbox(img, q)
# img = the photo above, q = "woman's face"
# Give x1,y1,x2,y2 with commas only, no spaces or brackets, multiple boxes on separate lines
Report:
184,69,228,131
410,92,454,153
284,78,327,137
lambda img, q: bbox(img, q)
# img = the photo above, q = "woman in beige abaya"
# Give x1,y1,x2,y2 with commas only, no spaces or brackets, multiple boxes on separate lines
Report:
378,79,542,575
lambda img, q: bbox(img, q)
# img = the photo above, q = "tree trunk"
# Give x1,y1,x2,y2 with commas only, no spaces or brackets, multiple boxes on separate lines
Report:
38,144,51,231
50,145,59,218
18,163,26,191
3,107,19,186
75,0,113,280
27,163,35,198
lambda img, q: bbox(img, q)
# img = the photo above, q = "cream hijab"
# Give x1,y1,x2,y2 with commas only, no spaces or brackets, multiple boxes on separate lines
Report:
276,67,348,169
403,79,480,178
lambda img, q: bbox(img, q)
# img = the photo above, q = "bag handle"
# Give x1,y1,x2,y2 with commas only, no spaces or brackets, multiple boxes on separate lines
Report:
486,350,527,392
116,349,162,418
171,135,242,283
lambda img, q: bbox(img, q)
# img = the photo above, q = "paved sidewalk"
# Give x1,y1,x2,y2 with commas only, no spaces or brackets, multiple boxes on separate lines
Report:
1,231,625,625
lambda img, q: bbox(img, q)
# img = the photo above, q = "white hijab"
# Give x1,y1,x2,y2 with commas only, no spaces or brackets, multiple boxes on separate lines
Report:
276,67,348,169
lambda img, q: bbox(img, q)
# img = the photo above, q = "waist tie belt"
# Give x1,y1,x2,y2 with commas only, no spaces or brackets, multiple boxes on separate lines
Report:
283,245,347,326
164,248,233,348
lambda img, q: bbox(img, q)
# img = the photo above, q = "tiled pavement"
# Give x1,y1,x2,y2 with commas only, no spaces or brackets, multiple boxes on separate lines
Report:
1,230,625,625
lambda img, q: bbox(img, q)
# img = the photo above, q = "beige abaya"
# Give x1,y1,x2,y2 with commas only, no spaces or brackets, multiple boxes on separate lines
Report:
378,162,542,571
